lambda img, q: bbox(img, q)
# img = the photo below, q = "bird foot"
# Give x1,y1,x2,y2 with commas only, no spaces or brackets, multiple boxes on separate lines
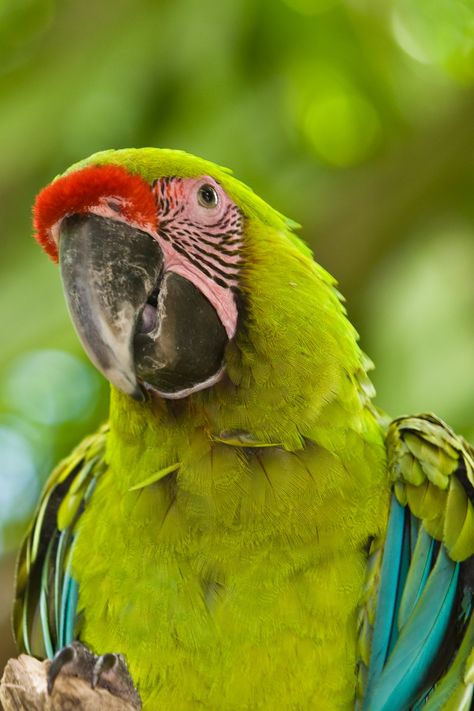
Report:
47,641,141,709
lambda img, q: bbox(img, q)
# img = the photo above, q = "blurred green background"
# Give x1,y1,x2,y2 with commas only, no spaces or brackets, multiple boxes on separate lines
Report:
0,0,473,673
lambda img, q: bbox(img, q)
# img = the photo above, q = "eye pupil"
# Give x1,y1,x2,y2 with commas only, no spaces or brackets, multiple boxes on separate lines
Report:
198,184,218,208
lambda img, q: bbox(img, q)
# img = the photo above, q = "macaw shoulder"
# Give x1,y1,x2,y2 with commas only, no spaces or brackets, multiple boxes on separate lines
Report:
388,412,474,561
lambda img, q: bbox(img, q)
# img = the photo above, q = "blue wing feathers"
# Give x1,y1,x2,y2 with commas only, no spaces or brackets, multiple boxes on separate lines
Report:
366,498,407,691
367,547,459,710
398,526,435,630
387,513,411,657
46,470,97,655
364,495,469,711
64,576,79,648
60,535,79,650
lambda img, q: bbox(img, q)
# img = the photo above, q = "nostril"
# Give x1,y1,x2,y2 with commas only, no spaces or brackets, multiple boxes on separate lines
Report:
147,284,160,308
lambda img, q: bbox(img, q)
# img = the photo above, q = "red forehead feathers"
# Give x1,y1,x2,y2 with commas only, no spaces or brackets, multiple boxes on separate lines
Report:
33,164,157,262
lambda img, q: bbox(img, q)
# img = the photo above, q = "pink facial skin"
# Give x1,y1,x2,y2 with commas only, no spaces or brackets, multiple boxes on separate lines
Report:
151,175,243,339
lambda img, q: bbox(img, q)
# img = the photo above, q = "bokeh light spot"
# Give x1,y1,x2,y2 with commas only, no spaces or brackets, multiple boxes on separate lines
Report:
3,350,101,426
391,0,474,82
304,87,381,167
0,426,39,552
391,9,429,65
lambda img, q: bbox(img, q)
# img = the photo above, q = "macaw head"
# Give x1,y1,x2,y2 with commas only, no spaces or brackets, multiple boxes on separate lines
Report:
33,148,360,416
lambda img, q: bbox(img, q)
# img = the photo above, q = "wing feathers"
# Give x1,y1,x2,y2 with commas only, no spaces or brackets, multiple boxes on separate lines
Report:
365,498,406,690
362,414,474,709
365,547,459,710
398,525,434,630
14,425,107,657
388,414,474,561
422,614,474,710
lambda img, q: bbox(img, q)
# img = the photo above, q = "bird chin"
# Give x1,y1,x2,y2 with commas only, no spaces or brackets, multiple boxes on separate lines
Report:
142,365,227,400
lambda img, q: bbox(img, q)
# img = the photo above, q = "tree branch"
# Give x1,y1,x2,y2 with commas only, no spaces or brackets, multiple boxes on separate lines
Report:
0,655,138,711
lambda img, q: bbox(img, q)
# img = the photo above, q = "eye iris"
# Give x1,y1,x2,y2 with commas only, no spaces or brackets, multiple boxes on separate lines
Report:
198,184,218,208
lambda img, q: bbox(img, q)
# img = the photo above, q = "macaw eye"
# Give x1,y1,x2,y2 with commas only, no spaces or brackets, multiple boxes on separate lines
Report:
197,183,219,209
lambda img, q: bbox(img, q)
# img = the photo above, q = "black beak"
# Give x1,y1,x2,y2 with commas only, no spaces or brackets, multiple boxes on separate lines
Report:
59,213,228,399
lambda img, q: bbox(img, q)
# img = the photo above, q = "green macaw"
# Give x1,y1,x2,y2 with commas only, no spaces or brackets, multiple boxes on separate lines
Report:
14,148,474,710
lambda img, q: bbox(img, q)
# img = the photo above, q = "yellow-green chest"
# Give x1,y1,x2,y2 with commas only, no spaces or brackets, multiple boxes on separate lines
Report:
72,427,389,710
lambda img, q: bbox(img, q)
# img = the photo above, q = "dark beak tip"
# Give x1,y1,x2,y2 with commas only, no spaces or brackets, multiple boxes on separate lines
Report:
131,384,147,403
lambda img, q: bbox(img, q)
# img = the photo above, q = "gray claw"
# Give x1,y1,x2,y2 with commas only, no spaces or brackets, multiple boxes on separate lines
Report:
47,642,141,709
47,641,95,694
93,652,142,709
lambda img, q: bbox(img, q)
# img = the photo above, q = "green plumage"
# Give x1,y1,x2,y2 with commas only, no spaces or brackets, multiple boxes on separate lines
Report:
14,149,474,709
